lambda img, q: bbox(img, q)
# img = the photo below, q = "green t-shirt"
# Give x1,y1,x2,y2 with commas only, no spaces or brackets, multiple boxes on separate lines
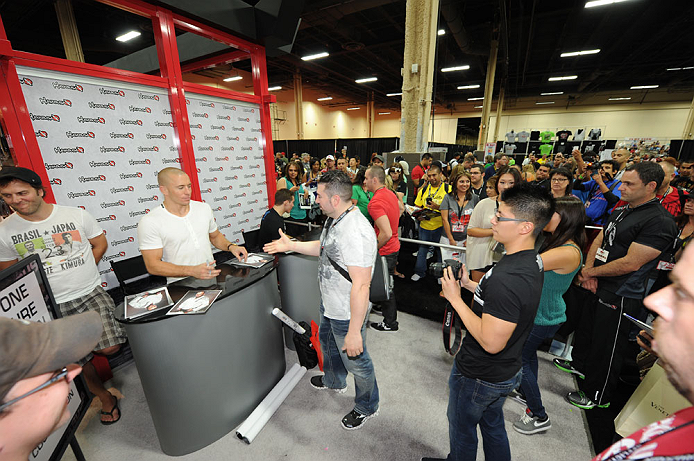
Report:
539,144,554,156
540,131,555,143
351,184,373,219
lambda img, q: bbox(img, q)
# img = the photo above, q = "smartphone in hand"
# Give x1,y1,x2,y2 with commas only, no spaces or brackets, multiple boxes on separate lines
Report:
623,313,654,335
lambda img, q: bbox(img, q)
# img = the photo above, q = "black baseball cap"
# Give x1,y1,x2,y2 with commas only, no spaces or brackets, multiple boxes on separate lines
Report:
0,167,43,187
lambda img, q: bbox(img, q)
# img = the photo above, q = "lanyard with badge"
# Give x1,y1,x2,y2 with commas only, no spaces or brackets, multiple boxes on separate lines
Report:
598,198,657,263
320,205,354,256
451,197,471,233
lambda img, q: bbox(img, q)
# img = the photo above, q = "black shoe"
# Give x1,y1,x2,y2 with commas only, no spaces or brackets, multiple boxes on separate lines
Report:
508,389,527,406
371,304,382,314
310,375,347,394
341,408,379,430
553,358,585,379
421,458,447,461
370,321,398,332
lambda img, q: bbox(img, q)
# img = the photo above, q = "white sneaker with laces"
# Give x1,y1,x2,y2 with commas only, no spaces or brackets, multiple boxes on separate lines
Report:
411,274,423,282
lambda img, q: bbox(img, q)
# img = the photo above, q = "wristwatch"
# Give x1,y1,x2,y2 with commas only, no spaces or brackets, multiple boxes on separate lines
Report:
227,243,237,251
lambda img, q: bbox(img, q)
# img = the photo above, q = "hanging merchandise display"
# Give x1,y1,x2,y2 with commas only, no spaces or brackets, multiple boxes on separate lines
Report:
589,128,602,140
540,130,555,143
539,143,553,156
516,130,530,142
556,129,572,142
574,128,586,141
505,130,516,142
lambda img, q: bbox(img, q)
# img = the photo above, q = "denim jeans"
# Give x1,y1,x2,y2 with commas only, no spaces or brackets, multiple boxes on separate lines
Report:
319,304,379,415
519,323,561,419
380,251,399,328
414,227,443,277
447,365,522,461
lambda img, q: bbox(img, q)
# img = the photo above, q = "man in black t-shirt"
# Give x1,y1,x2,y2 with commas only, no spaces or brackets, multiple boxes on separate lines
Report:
423,184,554,461
555,163,677,415
258,188,294,247
534,164,551,188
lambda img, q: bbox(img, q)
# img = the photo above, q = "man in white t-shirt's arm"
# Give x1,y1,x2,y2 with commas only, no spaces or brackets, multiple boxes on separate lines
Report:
138,168,247,282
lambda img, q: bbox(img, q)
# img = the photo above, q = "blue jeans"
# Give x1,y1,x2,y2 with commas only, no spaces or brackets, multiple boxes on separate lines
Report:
318,304,379,415
447,366,521,461
414,227,443,277
519,323,561,419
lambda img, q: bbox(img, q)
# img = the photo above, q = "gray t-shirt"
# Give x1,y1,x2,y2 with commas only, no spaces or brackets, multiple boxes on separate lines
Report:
440,194,479,241
318,209,377,320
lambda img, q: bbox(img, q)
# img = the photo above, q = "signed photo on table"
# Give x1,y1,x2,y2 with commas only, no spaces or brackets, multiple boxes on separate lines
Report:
167,290,222,315
124,287,173,319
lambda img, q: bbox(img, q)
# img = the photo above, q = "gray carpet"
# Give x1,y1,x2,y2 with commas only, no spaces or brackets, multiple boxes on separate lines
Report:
64,311,594,461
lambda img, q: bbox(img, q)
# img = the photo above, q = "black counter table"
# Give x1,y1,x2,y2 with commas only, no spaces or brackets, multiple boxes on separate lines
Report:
115,258,285,456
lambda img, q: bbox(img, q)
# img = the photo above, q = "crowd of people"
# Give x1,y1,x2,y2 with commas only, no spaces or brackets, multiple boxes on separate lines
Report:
1,145,694,460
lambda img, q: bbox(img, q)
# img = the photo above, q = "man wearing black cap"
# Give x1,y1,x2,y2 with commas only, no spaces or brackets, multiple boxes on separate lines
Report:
0,167,126,424
0,311,102,461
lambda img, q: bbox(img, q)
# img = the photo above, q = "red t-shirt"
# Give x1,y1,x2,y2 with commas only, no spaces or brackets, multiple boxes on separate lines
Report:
368,187,401,256
411,164,428,196
593,406,694,460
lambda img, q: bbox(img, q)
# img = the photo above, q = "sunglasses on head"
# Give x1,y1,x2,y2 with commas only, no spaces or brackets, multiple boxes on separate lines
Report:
390,168,402,173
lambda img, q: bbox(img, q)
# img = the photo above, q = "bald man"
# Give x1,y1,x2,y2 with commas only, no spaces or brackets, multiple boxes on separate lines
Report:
137,167,247,282
657,161,684,217
611,148,629,182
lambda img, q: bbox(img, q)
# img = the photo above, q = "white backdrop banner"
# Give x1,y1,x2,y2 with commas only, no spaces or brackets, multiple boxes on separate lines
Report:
16,67,269,290
185,92,267,242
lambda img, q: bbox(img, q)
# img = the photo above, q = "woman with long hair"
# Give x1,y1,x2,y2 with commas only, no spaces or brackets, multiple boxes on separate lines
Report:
485,176,498,199
307,157,321,182
466,167,521,281
440,170,478,262
548,167,573,198
511,196,586,435
521,164,536,182
277,160,308,235
388,162,408,204
351,168,373,219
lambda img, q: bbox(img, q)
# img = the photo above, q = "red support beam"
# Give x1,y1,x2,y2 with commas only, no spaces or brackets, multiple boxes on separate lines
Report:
250,45,277,207
0,60,56,203
152,8,200,200
180,50,250,75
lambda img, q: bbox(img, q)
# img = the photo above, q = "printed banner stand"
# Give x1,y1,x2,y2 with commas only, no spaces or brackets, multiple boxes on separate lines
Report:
0,255,92,461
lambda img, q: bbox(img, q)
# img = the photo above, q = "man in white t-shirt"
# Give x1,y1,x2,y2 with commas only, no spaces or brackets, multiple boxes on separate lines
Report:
264,170,379,430
0,167,126,425
138,167,248,283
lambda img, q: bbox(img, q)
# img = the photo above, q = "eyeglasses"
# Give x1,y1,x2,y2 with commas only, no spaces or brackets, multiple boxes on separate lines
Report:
0,367,69,412
494,211,526,223
551,177,569,183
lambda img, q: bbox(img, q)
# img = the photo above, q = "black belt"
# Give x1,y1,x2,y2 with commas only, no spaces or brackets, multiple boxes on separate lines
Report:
442,302,463,356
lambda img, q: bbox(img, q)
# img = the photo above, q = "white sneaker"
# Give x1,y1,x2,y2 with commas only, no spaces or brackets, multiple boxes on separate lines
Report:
411,274,423,282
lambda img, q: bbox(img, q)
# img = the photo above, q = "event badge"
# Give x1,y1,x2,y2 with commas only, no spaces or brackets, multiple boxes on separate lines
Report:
656,260,675,271
596,247,609,262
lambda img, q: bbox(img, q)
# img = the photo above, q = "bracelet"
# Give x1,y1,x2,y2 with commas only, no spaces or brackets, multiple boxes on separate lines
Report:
227,243,236,251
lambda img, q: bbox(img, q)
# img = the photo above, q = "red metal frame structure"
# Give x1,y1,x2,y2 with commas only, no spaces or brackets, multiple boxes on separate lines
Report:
0,0,277,204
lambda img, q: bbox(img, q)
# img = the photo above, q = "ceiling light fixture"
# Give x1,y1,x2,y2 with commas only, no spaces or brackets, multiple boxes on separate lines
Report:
386,92,402,97
116,31,141,42
540,92,564,95
473,106,483,109
467,97,484,101
317,97,333,101
301,51,329,61
585,0,632,8
223,76,242,82
560,49,601,57
536,102,555,105
667,68,682,71
346,107,360,110
441,65,470,72
438,29,445,36
378,112,391,115
608,97,631,100
355,77,377,83
267,86,282,91
548,75,578,81
630,85,659,89
457,84,481,90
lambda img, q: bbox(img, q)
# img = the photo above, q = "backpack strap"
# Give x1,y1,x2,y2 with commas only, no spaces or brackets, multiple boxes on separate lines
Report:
327,255,352,283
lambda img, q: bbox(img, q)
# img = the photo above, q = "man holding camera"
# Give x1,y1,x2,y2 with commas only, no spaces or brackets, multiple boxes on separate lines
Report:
423,184,554,461
412,164,450,282
572,153,622,226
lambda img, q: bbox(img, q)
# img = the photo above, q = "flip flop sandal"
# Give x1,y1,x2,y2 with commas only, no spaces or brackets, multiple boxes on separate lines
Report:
394,272,405,279
100,394,121,425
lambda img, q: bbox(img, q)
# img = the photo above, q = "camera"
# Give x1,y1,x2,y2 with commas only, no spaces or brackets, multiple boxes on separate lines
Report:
429,259,463,280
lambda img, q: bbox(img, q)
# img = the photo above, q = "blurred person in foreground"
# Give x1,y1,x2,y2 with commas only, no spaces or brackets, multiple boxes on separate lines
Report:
0,311,102,461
